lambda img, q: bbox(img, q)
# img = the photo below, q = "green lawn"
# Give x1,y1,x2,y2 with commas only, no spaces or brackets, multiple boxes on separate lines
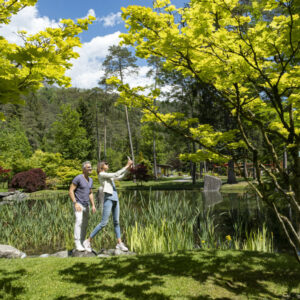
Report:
1,250,299,299
118,178,204,190
1,176,251,198
118,177,251,192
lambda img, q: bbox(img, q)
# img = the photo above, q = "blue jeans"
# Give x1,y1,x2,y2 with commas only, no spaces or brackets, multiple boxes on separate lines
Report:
90,199,121,239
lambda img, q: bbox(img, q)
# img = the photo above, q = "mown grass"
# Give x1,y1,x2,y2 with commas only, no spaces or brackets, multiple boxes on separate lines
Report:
118,177,250,192
0,250,299,299
0,175,251,195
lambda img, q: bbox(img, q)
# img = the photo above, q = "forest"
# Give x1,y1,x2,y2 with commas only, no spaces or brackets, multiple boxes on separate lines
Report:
0,42,248,187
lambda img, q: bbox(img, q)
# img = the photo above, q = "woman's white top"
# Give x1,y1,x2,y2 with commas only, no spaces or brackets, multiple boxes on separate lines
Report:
98,166,129,195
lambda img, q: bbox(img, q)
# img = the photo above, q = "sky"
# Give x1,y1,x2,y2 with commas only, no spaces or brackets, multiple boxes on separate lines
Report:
1,0,186,89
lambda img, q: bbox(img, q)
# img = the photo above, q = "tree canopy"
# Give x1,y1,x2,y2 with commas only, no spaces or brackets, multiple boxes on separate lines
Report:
0,0,95,120
108,0,300,261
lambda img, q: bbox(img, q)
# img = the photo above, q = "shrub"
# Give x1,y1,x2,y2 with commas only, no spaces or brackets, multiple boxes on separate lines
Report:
28,150,64,178
56,166,81,187
45,177,62,190
0,166,11,182
10,168,46,192
130,163,152,185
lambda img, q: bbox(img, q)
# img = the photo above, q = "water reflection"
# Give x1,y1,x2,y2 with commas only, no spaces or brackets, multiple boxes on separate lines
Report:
202,191,223,209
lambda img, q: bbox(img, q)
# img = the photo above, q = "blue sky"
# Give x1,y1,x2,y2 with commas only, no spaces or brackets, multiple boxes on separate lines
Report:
37,0,153,42
37,0,187,42
1,0,187,89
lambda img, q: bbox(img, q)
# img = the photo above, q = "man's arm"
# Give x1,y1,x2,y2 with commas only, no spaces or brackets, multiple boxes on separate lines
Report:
89,189,96,213
69,183,81,212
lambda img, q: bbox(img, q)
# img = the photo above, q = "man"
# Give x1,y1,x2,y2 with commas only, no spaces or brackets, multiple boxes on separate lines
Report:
69,161,96,251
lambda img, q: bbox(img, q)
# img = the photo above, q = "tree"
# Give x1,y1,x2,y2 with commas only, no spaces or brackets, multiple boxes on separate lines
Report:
110,0,300,261
77,96,96,160
102,45,138,165
139,124,168,166
146,56,164,179
0,118,32,162
0,0,95,120
51,104,90,160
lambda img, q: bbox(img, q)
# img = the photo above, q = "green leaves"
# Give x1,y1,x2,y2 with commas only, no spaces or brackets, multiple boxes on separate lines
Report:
51,104,90,160
0,2,95,111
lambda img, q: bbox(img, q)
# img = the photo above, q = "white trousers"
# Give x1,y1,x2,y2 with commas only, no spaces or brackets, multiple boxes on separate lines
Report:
74,203,89,245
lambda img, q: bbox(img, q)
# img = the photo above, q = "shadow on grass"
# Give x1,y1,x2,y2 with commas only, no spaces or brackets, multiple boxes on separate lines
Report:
56,250,300,299
0,268,27,299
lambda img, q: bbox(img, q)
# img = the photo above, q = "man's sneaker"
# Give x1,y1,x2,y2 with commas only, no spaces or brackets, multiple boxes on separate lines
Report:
83,239,92,253
75,241,85,252
116,242,128,252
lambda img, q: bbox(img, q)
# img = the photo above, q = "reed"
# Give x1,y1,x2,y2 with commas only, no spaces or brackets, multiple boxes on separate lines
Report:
241,224,273,252
0,190,274,255
120,191,197,254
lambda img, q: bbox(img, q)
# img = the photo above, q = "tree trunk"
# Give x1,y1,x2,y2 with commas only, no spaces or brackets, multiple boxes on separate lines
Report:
153,78,158,180
252,165,257,180
124,105,135,164
200,162,203,178
120,70,135,169
227,159,237,184
104,117,107,160
192,142,196,184
191,162,196,184
283,148,288,170
98,139,101,162
95,100,100,162
153,134,158,179
243,160,248,178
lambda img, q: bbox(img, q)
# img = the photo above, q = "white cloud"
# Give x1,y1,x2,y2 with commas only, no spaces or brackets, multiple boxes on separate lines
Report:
126,66,153,88
66,33,156,90
0,6,97,44
82,9,96,19
0,6,154,90
100,12,122,27
0,6,60,44
66,32,122,89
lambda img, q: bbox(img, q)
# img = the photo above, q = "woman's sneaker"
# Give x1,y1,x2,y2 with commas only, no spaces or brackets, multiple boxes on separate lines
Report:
83,239,92,252
116,242,128,252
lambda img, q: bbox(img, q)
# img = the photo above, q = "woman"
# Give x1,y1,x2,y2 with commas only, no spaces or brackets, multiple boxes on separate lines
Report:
83,158,133,252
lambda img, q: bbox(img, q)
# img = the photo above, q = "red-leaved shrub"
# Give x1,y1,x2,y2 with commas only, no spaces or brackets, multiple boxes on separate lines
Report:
10,168,46,192
130,163,152,185
0,166,11,182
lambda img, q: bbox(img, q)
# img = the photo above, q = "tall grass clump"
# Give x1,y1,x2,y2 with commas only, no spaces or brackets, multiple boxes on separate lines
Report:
120,191,198,254
0,189,275,255
194,203,274,253
0,193,118,254
241,224,273,252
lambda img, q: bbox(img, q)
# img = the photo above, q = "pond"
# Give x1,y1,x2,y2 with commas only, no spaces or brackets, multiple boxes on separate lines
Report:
0,190,295,255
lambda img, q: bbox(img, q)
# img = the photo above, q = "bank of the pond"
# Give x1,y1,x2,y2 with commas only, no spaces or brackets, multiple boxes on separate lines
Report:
1,177,250,199
118,178,250,192
0,250,299,299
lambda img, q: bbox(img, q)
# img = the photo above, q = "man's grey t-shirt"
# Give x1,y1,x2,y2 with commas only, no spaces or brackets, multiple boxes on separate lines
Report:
72,174,93,207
